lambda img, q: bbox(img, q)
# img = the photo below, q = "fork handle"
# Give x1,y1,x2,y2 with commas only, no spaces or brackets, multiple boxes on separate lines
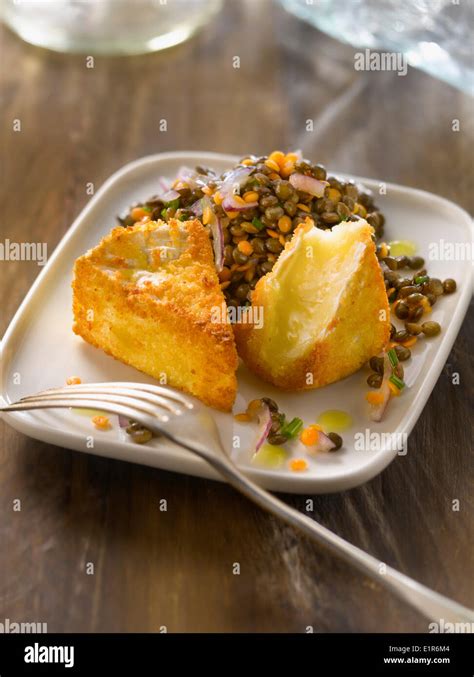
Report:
5,395,470,625
174,435,474,626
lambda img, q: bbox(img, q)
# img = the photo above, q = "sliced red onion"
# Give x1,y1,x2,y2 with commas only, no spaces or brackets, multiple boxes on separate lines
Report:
317,431,337,453
289,172,327,197
201,196,224,271
177,166,215,190
118,415,129,428
305,429,337,454
195,176,214,189
160,189,180,203
368,381,391,422
221,195,258,211
177,166,199,189
218,166,255,213
382,351,392,376
210,216,224,272
220,166,253,195
254,403,272,453
158,177,171,192
190,199,203,217
147,187,179,206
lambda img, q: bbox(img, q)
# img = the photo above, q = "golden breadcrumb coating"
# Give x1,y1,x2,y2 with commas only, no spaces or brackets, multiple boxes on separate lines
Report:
233,219,390,390
72,219,238,411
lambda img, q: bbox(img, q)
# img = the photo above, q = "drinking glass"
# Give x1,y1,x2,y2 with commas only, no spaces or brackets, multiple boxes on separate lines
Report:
2,0,223,55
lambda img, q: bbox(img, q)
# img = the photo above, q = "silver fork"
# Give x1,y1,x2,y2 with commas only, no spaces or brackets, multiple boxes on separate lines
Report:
2,381,473,627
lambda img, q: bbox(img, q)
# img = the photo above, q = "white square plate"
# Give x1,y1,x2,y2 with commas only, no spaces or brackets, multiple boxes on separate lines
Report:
1,152,472,493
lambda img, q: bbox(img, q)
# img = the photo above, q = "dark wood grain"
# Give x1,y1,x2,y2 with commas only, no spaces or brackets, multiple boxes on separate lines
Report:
1,0,473,632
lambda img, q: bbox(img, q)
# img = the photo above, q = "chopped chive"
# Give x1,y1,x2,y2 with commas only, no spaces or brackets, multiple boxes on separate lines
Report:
252,217,265,231
142,205,152,212
281,417,304,439
275,412,286,428
387,348,399,368
415,275,429,284
389,374,405,390
161,208,167,219
388,289,397,303
164,198,180,210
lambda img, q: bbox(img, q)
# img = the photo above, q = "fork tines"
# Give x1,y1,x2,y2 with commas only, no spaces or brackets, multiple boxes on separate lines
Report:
2,381,194,422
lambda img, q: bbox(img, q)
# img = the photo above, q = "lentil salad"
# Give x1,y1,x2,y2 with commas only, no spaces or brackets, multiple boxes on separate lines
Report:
118,150,385,308
116,150,458,439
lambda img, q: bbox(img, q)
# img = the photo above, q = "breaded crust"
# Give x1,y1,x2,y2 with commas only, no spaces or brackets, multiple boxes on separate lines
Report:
233,222,390,390
72,219,238,411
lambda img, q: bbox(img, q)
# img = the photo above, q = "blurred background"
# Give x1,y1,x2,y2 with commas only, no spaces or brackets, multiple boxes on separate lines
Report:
2,0,473,218
4,0,473,91
0,0,472,633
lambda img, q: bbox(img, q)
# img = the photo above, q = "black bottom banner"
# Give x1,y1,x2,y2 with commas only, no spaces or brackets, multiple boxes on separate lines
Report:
0,632,472,675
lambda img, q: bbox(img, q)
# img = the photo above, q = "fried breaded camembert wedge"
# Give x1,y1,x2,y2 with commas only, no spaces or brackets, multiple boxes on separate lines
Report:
233,219,390,390
72,219,238,411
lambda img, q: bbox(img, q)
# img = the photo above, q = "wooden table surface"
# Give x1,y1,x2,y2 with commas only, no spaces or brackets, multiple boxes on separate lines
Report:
1,0,473,633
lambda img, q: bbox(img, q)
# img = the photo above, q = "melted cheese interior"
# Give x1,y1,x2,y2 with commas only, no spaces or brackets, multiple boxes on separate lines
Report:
260,221,368,361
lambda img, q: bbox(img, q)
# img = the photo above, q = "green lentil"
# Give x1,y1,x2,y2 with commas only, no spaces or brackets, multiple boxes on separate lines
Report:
421,321,441,337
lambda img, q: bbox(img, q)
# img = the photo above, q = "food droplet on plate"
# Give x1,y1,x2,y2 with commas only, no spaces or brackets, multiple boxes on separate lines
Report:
91,415,111,430
289,458,308,472
388,240,417,257
252,443,287,469
316,410,353,432
66,376,82,385
71,407,109,418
